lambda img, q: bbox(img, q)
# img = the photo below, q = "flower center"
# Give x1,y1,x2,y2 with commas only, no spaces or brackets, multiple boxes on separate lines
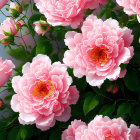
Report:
105,134,115,139
32,80,54,99
88,46,110,65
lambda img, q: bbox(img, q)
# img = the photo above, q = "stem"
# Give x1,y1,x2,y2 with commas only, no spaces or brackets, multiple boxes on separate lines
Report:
0,10,7,17
0,89,7,94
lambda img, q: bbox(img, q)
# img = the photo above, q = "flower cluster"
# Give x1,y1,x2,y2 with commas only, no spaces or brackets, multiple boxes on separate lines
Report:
63,15,134,87
62,115,140,140
11,54,79,131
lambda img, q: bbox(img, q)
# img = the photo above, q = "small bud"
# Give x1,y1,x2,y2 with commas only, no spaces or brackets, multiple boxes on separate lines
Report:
33,20,50,36
9,2,22,18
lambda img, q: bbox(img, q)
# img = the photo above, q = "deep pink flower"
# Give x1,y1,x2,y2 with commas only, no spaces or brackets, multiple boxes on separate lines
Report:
34,0,106,29
0,18,20,45
63,15,134,87
107,85,118,94
0,0,8,9
0,58,15,88
116,0,140,22
11,54,79,131
62,115,140,140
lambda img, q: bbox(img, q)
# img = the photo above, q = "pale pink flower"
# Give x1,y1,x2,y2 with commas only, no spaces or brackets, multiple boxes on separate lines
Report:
62,120,87,140
63,15,134,87
116,0,140,23
0,0,8,9
62,115,140,140
34,20,50,36
0,18,20,45
87,115,131,139
11,54,79,131
34,0,106,29
0,58,15,88
129,124,140,140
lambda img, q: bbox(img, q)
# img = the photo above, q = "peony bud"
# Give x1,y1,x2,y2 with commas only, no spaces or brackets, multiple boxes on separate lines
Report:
9,2,22,18
33,20,50,36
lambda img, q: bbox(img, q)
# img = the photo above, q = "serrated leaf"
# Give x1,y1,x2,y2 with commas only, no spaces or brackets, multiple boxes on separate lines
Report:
99,104,115,116
6,48,30,61
117,102,131,117
83,92,100,115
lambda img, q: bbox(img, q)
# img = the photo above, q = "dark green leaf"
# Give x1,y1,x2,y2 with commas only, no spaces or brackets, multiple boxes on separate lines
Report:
83,92,100,115
117,102,131,117
124,70,140,92
99,104,115,116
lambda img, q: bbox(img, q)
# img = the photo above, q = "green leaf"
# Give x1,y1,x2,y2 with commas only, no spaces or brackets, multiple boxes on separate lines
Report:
36,36,52,55
99,104,115,116
6,48,30,61
17,125,34,140
129,104,140,121
117,102,131,117
124,70,140,92
51,54,59,63
74,77,87,91
49,131,61,140
33,3,39,11
4,94,14,101
8,126,21,140
83,92,100,115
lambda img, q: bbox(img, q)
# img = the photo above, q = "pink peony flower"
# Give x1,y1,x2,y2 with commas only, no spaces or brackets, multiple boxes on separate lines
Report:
62,115,140,140
129,124,140,140
63,15,134,87
9,2,22,17
34,20,50,36
0,0,8,9
0,58,15,88
116,0,140,23
62,120,87,140
0,17,21,46
87,115,131,139
34,0,106,29
11,54,79,131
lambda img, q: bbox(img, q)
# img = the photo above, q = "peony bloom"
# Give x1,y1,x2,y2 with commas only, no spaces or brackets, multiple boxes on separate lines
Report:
87,115,131,139
0,17,21,46
62,120,87,140
11,54,79,131
0,58,15,88
9,2,22,18
129,125,140,140
62,115,140,140
116,0,140,23
0,0,8,9
33,20,50,36
63,15,134,87
34,0,106,29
